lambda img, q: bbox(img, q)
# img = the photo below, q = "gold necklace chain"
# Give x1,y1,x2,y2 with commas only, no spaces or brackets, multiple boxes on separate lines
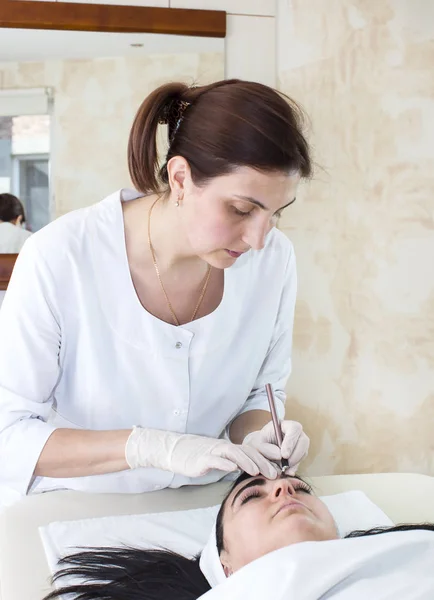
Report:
148,196,212,326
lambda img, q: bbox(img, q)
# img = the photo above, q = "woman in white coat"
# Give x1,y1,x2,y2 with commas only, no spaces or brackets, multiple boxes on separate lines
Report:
0,79,311,505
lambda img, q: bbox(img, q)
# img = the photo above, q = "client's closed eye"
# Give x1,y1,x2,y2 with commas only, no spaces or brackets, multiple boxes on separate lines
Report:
240,489,262,505
293,482,313,494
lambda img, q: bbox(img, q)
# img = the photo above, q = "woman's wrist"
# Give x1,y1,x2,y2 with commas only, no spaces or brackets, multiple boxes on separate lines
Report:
125,427,181,471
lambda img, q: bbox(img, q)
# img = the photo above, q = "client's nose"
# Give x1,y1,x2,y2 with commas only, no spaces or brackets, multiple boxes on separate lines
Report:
271,475,295,500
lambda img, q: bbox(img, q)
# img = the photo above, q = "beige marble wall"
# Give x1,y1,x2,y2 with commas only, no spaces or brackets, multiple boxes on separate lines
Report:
278,0,434,476
0,52,223,215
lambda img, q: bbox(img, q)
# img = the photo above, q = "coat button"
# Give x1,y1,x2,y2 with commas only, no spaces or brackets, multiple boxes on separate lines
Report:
175,342,182,349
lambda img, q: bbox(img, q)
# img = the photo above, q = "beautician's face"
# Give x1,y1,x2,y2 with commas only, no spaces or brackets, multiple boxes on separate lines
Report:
174,162,300,269
220,475,338,575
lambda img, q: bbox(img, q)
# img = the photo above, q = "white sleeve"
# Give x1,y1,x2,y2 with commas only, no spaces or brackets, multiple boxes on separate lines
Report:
235,244,297,421
0,238,60,495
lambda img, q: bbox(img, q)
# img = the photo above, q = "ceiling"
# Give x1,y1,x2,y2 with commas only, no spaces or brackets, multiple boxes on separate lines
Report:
0,28,224,62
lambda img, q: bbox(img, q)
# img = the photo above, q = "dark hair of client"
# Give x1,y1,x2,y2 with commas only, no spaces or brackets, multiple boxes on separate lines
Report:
43,470,434,600
0,193,26,223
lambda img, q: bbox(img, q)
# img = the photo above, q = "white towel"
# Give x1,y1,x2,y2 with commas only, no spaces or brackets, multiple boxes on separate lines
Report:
199,530,434,599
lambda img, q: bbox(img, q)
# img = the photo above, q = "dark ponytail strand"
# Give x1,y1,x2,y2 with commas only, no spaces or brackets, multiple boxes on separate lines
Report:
43,547,210,600
127,82,189,195
345,523,434,539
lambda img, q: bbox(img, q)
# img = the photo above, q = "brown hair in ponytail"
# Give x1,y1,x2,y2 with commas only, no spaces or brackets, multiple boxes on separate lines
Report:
127,79,312,196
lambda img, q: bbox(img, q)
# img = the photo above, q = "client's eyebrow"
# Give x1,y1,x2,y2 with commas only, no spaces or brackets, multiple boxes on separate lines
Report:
231,477,267,507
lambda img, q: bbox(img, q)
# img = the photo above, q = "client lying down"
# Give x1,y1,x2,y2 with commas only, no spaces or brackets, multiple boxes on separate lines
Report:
44,472,434,600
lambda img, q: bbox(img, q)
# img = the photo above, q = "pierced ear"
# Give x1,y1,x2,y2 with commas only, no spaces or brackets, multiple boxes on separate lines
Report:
220,551,233,578
223,564,233,578
166,155,191,197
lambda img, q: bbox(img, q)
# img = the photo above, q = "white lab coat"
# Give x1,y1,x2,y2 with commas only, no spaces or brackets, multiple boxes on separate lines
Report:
0,189,297,504
0,221,31,253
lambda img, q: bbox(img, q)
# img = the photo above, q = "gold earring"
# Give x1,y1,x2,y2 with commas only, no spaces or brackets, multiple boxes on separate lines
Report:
175,193,182,207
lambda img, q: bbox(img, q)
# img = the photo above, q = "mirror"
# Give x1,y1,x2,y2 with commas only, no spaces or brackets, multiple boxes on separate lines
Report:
0,27,224,253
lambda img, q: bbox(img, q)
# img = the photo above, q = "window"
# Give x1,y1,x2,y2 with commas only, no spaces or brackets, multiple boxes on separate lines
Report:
13,153,50,233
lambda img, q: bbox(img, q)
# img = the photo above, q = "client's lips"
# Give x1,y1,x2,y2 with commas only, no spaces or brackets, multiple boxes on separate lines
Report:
274,500,307,517
226,249,246,258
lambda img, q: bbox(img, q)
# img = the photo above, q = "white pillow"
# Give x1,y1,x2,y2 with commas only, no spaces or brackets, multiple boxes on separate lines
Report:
40,489,393,575
321,490,393,536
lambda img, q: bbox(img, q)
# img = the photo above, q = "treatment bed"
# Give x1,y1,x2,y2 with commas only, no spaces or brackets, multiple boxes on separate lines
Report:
0,472,433,600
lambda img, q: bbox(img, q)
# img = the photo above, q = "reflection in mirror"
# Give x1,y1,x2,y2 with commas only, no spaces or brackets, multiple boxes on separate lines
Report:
12,115,50,232
0,27,224,255
0,109,51,235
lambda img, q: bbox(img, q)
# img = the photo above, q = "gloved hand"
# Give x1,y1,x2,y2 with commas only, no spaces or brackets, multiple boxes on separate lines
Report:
243,420,310,475
125,427,279,479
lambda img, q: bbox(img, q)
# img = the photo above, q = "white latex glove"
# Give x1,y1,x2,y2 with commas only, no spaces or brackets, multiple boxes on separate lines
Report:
243,420,310,475
125,427,279,479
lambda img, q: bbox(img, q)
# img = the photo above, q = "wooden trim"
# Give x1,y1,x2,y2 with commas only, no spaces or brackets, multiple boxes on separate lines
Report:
0,254,17,291
0,1,226,37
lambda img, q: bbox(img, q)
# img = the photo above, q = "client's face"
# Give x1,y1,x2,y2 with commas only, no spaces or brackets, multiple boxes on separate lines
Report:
219,474,338,575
